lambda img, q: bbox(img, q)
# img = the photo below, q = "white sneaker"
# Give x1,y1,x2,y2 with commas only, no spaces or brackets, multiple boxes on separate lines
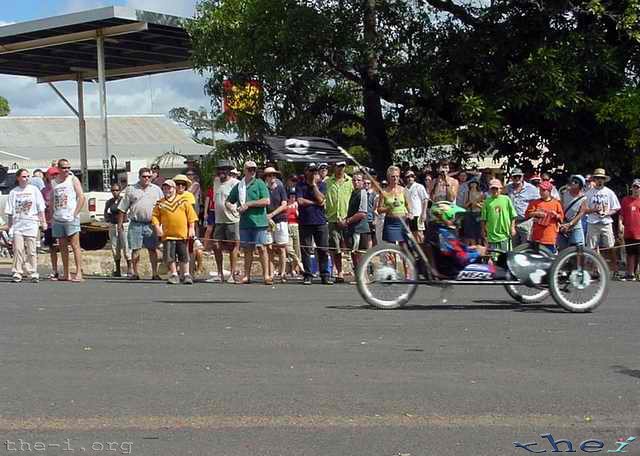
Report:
12,273,22,283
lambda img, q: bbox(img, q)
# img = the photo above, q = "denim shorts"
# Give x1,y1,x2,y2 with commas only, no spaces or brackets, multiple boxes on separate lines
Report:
239,228,268,248
52,218,81,238
557,227,585,250
128,221,159,250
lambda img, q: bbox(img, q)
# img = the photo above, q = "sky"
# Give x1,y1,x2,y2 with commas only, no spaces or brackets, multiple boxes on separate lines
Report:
0,0,212,119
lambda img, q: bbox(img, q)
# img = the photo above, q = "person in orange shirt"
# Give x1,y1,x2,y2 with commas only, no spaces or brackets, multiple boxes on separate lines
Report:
525,180,564,253
151,179,199,285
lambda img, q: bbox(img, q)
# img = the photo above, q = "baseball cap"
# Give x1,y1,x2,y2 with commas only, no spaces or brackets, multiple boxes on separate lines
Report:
46,167,60,176
162,179,176,188
489,178,503,189
511,168,524,176
570,174,586,188
305,162,318,170
244,160,257,169
632,179,640,187
405,170,416,178
538,180,553,191
335,161,347,167
319,162,329,169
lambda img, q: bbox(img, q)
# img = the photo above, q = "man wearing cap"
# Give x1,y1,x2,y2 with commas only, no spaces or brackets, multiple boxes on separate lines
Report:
210,160,240,283
405,170,429,243
325,161,352,282
264,166,289,281
618,178,640,280
525,180,564,253
152,179,198,284
506,168,539,246
319,163,329,183
481,179,517,251
558,175,587,250
226,161,272,284
118,167,164,280
296,163,333,285
582,168,620,275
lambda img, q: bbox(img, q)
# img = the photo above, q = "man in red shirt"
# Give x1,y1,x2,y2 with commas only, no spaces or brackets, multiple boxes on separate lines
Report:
525,180,564,253
619,179,640,280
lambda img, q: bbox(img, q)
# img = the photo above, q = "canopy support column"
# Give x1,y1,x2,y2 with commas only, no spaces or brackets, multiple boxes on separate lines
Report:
97,31,110,191
77,79,88,191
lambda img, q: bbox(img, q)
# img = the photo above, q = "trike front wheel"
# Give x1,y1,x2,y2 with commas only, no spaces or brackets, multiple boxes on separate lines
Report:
356,243,418,309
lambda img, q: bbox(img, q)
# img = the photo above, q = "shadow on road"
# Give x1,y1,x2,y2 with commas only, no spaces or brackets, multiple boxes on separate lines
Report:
154,299,252,304
326,302,560,312
611,365,640,379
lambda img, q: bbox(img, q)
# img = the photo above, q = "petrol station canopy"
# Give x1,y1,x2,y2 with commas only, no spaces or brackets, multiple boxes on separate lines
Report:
0,6,192,82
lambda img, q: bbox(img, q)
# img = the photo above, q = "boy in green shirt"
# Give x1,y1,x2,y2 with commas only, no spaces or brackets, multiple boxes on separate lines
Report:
226,161,272,284
481,179,517,250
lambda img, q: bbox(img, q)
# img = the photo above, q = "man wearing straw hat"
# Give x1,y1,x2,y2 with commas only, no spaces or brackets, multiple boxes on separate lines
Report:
582,168,620,276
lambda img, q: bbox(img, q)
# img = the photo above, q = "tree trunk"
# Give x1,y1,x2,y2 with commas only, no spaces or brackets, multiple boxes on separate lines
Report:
363,87,392,178
363,0,392,179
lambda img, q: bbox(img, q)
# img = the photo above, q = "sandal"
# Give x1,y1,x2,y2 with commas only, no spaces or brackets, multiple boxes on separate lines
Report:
264,277,274,286
239,276,251,284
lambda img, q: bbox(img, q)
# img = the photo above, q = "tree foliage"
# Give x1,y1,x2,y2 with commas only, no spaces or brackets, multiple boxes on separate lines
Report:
0,96,9,117
187,0,640,178
168,106,213,143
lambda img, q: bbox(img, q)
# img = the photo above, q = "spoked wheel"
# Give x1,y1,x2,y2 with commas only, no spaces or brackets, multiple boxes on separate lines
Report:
504,243,552,304
548,247,609,312
356,243,418,309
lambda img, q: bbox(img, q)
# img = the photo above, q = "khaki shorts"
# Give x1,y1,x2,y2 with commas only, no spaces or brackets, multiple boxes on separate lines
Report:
214,223,239,242
586,223,615,249
328,222,346,252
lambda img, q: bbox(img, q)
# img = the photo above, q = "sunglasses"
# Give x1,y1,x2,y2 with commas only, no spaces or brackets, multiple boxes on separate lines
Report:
60,166,71,170
246,167,257,172
140,175,152,178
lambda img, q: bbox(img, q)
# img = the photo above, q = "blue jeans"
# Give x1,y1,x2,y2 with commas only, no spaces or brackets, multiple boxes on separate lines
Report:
557,227,584,250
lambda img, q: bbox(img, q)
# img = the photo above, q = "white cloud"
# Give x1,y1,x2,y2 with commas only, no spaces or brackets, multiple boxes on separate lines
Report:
0,71,213,117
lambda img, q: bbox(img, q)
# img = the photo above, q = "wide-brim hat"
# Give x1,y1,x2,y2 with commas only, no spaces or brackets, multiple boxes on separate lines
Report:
591,168,611,182
173,174,192,185
263,166,280,175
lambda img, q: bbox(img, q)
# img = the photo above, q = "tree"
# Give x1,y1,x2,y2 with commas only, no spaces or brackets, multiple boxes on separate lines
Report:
168,106,214,143
187,0,640,179
0,96,9,117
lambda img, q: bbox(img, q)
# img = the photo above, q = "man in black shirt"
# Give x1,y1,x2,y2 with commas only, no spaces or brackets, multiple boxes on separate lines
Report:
104,183,131,277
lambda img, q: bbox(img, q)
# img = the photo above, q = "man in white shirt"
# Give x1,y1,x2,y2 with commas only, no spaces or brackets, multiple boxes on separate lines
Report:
582,168,620,275
405,170,429,242
6,169,47,282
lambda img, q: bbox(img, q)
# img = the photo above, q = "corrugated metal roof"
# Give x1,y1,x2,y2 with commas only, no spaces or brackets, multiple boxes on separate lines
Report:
0,115,211,169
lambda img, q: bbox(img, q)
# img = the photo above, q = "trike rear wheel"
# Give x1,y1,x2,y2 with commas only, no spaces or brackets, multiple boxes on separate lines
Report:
356,243,418,309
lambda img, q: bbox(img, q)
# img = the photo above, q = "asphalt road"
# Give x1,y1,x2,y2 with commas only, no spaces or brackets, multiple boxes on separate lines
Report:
0,271,639,456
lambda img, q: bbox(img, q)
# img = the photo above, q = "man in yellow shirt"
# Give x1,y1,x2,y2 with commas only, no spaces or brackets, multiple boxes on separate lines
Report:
151,179,198,285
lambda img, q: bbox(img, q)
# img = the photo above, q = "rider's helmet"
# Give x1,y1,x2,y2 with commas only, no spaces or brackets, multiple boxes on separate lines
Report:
430,201,466,225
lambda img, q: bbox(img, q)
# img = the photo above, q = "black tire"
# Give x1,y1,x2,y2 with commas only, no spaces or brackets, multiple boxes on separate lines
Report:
356,243,418,309
548,247,609,313
79,231,108,250
504,243,552,304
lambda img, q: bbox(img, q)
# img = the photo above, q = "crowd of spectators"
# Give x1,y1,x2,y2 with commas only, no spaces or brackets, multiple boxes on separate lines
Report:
2,157,639,284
